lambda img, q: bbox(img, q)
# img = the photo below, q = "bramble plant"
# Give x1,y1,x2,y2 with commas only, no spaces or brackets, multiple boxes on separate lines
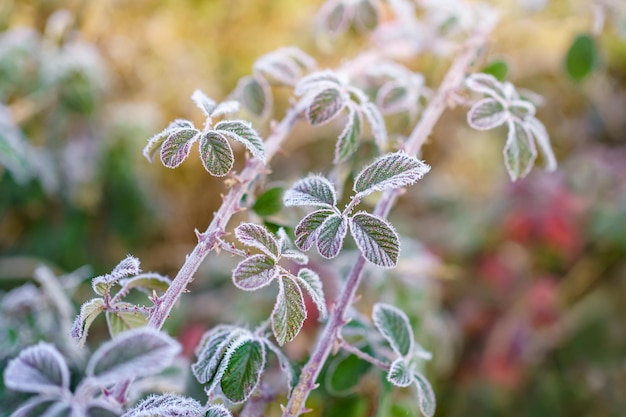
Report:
11,0,624,415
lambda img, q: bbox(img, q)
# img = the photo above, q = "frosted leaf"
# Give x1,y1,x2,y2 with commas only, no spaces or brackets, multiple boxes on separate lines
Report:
214,120,265,163
86,328,180,385
205,405,232,417
353,152,430,197
387,358,413,387
296,268,327,320
323,0,352,35
232,255,278,291
281,47,316,71
105,304,148,337
121,394,204,417
70,298,104,346
91,255,141,295
199,131,234,176
503,119,537,181
372,303,414,357
294,209,335,251
4,342,69,395
193,327,244,385
237,75,272,118
36,401,70,417
284,176,337,208
271,275,306,345
509,99,536,120
295,70,344,97
210,100,240,118
526,117,557,172
254,57,302,86
220,338,266,403
235,223,280,258
305,87,347,126
316,214,348,259
282,249,309,265
467,98,508,130
349,212,399,268
143,121,193,163
335,105,361,163
414,371,437,417
191,89,216,117
465,73,506,99
262,339,297,391
118,273,171,295
361,101,388,148
160,128,200,168
354,0,380,32
377,81,410,114
8,395,58,417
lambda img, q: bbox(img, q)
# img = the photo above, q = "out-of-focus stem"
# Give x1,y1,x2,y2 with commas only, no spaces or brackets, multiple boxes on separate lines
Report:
282,16,498,417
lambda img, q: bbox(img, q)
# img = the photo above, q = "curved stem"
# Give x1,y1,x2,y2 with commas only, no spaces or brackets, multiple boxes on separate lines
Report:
281,17,498,417
148,104,304,330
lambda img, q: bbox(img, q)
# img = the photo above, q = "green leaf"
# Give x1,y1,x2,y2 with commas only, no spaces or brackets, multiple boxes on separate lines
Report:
377,82,409,114
235,223,280,258
565,34,598,82
105,304,149,337
504,119,537,181
284,176,338,208
353,152,430,197
86,328,180,385
214,120,266,163
70,298,104,347
372,303,414,357
199,131,234,176
526,117,557,172
482,60,508,81
296,268,327,319
252,186,284,216
123,394,205,417
220,338,266,403
335,106,361,163
263,339,298,391
306,87,346,126
349,212,399,268
271,275,306,345
387,358,413,387
413,371,436,417
4,342,70,394
316,214,348,259
160,128,200,168
239,75,271,118
326,352,373,396
465,73,506,99
361,101,388,148
193,326,243,386
294,209,335,251
118,273,171,295
191,90,217,117
232,254,278,291
205,405,232,417
467,98,507,130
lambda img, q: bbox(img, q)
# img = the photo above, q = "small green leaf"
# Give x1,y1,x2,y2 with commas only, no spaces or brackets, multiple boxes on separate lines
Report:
193,327,242,386
263,339,298,391
214,120,265,163
296,268,327,320
239,75,271,118
284,176,338,208
294,209,335,251
199,131,234,176
387,358,413,387
160,128,200,168
253,186,284,216
413,371,436,417
372,303,414,357
232,255,278,291
235,223,280,258
335,106,361,163
349,212,399,268
565,34,598,82
316,214,348,259
70,298,104,347
504,119,537,181
220,338,266,403
326,352,373,396
467,98,508,130
482,60,508,81
306,87,346,126
106,304,149,337
205,405,233,417
118,273,171,295
271,275,306,345
353,152,430,197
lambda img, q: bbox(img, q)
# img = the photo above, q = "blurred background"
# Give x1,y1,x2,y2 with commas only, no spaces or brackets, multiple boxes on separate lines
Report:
0,0,625,416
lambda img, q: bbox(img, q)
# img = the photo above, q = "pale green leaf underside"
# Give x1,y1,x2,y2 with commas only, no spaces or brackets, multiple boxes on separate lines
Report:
372,303,414,357
504,119,537,181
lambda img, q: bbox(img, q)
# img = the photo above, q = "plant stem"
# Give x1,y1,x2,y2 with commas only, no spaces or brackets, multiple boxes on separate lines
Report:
338,337,391,371
148,104,304,330
281,17,497,417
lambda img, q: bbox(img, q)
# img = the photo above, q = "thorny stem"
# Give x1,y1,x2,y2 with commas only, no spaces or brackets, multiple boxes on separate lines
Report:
148,102,305,330
282,17,498,417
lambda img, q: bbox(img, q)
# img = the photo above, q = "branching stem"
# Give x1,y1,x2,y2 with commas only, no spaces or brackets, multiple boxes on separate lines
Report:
337,337,391,371
281,17,498,417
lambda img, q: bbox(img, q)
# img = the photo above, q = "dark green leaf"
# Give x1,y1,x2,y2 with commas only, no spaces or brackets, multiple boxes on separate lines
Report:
565,34,598,82
220,339,266,403
253,186,284,216
482,60,508,81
